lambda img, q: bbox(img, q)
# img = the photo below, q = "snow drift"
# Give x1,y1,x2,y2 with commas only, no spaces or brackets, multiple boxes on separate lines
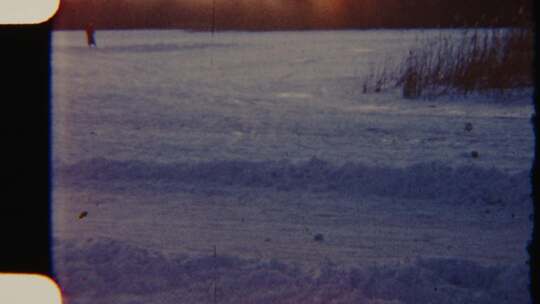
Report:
54,238,530,304
58,157,531,206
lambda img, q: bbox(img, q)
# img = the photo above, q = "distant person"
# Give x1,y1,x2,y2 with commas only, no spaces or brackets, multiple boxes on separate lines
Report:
85,23,97,48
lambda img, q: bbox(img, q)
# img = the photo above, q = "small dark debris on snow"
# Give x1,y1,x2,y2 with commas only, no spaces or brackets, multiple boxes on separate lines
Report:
464,122,473,132
314,233,324,242
471,151,479,158
78,211,88,219
264,238,271,242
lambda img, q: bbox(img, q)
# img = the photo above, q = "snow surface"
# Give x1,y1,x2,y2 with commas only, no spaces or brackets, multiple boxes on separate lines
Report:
51,30,534,304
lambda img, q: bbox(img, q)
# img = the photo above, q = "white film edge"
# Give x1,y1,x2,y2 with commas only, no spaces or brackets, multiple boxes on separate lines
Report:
0,0,59,24
0,274,62,304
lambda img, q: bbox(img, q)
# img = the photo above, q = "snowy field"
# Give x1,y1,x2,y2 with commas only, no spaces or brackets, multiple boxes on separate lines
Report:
51,30,534,304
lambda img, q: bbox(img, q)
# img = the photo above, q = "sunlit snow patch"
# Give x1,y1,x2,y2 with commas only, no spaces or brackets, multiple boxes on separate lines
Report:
276,92,312,99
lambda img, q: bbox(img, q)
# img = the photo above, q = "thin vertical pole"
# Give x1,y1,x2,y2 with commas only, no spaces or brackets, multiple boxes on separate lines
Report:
211,0,216,36
210,0,216,66
213,245,217,304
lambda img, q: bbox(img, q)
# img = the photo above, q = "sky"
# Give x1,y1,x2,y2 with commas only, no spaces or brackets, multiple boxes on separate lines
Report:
53,0,531,30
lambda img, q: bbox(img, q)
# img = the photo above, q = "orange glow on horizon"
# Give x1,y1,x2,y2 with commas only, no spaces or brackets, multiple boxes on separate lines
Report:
191,0,350,27
184,0,346,17
313,0,347,16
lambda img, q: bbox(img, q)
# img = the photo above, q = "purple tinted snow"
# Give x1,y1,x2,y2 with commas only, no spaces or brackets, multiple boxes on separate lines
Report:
59,157,530,206
60,42,237,54
54,238,530,304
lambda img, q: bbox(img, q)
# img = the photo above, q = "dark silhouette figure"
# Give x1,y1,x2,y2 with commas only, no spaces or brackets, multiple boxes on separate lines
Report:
85,23,97,47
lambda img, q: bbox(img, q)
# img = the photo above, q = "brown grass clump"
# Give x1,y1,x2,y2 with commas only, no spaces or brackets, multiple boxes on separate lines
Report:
363,28,534,99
